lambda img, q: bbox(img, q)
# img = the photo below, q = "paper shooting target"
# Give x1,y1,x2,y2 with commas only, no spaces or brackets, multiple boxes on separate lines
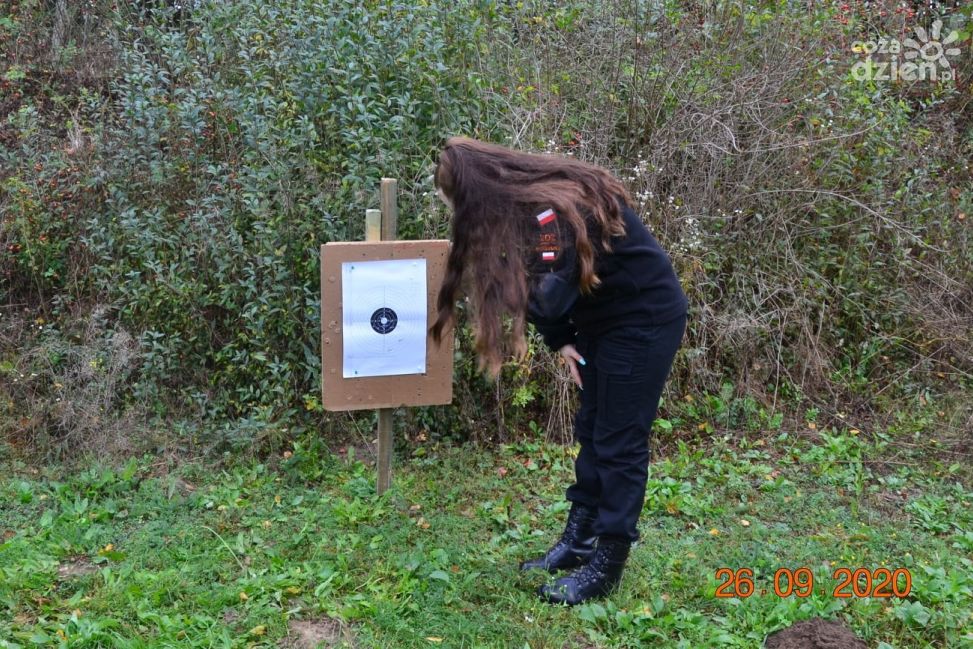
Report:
341,259,426,378
321,239,451,411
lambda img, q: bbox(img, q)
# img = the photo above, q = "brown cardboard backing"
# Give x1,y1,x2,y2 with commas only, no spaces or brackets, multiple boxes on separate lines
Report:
320,240,453,411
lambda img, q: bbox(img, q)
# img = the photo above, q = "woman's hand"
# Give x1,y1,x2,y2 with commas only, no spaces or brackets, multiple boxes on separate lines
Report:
558,343,586,389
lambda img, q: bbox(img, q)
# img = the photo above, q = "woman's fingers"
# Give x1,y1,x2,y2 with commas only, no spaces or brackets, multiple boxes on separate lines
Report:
568,359,583,389
558,344,584,389
559,343,579,361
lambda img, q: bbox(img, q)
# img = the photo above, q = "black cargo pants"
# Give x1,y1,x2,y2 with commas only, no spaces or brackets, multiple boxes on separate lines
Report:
565,312,687,543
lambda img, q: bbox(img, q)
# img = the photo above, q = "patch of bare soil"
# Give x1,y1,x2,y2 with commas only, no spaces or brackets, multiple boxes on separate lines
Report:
336,442,377,467
867,486,912,517
284,616,357,648
57,556,98,580
765,618,867,649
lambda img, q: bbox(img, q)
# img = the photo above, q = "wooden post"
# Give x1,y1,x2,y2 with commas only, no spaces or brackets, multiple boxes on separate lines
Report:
380,178,398,241
373,178,398,494
365,209,382,241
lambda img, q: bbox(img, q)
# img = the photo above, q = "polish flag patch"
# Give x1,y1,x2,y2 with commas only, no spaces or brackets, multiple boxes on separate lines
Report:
535,209,556,226
542,251,556,262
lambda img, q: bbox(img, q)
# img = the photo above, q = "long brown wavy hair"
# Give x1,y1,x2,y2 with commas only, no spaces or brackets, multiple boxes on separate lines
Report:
429,136,633,376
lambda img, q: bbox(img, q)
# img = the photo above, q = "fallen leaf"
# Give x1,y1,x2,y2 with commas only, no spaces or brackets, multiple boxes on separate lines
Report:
709,528,720,536
426,638,443,644
739,519,750,527
497,467,508,478
249,625,266,637
239,592,249,602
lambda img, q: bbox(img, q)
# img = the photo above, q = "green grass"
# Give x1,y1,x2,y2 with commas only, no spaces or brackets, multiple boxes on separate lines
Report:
1,430,971,648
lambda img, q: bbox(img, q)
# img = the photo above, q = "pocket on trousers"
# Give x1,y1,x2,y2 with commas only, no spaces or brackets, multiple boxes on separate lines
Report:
594,337,635,376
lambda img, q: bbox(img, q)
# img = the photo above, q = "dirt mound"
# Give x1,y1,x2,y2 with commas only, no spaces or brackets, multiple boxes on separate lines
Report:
285,616,356,648
56,556,99,580
765,618,867,649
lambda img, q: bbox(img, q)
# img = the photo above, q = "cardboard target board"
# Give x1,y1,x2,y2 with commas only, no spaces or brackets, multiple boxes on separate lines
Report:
320,240,453,411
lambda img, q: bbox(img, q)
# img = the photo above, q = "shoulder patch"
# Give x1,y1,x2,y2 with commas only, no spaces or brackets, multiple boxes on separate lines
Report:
535,210,560,263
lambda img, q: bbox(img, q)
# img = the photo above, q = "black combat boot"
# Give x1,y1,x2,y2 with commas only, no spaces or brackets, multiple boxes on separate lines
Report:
519,503,597,573
538,536,631,605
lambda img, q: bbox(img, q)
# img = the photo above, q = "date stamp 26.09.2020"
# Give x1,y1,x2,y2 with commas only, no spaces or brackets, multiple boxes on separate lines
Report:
714,567,913,599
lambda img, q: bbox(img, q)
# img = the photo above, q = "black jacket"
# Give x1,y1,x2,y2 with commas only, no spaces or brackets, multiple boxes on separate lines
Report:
526,202,688,351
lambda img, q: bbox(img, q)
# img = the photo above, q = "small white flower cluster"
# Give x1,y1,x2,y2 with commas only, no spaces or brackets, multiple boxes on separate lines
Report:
543,138,576,156
675,214,703,255
629,155,663,206
715,207,743,217
627,155,661,181
716,207,743,219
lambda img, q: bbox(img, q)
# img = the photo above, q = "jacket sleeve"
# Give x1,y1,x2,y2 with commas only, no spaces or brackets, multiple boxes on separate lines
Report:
526,215,580,352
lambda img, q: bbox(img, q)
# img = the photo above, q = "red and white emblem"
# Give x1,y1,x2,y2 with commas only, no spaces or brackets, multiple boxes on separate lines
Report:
535,209,556,226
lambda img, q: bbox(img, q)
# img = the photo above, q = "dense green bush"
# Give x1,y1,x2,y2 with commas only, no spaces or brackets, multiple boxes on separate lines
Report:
4,0,505,453
1,0,970,457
